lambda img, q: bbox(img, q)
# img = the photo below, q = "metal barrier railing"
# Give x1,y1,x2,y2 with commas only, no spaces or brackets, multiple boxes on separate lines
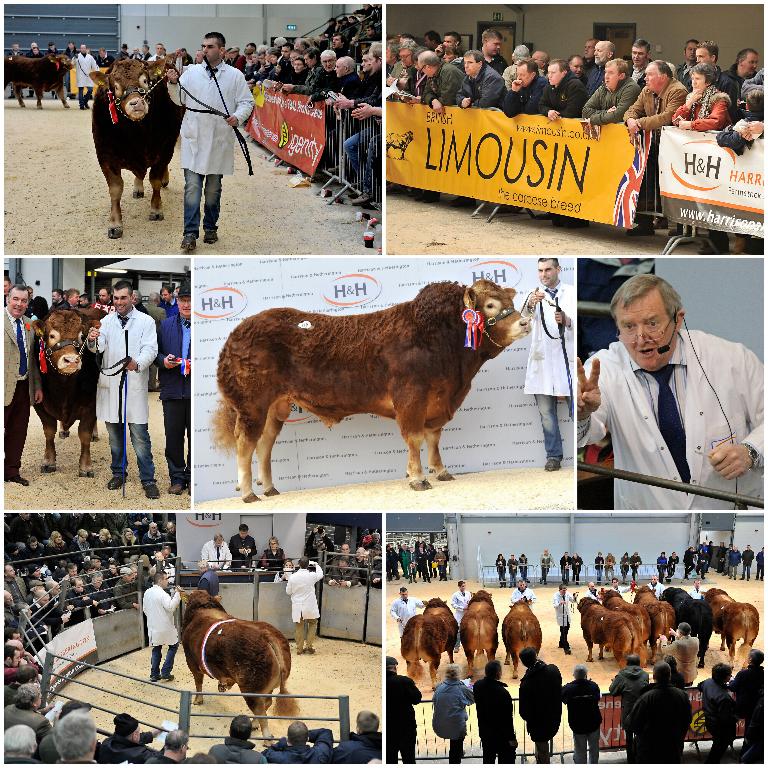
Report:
578,461,764,509
577,300,613,318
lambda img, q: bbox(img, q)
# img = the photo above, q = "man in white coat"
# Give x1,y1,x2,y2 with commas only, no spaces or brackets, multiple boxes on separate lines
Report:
142,571,181,682
166,32,255,252
200,533,232,570
390,586,424,638
577,274,763,509
286,557,323,654
86,280,160,498
522,258,575,472
74,44,99,110
510,579,537,604
553,583,575,655
449,581,472,652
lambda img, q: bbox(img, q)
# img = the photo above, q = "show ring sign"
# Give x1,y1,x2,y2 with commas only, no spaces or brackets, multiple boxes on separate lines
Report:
247,85,326,176
386,101,650,227
659,126,764,237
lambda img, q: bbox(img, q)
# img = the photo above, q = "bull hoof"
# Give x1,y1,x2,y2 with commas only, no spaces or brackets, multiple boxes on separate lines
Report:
59,430,69,439
36,104,43,110
149,211,164,221
92,434,99,442
63,103,70,109
41,464,57,473
409,479,432,491
193,696,203,705
78,470,95,478
161,180,170,188
264,487,280,497
512,672,518,679
436,470,455,481
108,226,123,239
242,492,260,503
132,190,144,199
19,102,26,108
235,484,240,491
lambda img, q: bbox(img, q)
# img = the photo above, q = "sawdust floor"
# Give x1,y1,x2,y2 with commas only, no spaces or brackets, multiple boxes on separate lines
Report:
4,96,371,255
3,393,189,510
386,570,763,759
195,466,574,511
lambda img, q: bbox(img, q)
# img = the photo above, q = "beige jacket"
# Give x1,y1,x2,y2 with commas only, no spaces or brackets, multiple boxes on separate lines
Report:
665,634,700,684
624,78,688,131
4,311,42,406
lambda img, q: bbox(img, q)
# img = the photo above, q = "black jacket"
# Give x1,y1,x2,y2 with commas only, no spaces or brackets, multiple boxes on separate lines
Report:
99,734,162,764
386,671,422,735
729,665,763,720
208,736,267,763
626,682,691,762
519,660,562,742
229,534,257,567
539,71,588,118
699,677,737,727
473,676,516,744
561,678,602,735
503,75,547,117
331,732,382,763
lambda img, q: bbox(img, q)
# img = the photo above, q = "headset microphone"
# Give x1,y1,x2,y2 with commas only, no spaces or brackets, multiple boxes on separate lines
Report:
656,312,677,354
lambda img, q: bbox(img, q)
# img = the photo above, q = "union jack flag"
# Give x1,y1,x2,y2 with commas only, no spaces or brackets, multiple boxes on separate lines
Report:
613,131,652,228
180,358,191,376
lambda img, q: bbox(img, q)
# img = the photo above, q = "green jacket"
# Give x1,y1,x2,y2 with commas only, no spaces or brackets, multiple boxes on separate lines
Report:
400,550,412,569
112,579,137,610
291,65,323,95
423,62,465,107
582,76,642,125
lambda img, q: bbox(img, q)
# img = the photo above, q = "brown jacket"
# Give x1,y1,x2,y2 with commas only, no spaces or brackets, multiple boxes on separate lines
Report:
624,78,688,131
665,634,699,684
4,312,42,406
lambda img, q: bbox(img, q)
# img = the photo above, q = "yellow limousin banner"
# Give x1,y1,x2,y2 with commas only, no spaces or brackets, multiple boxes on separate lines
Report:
386,101,651,227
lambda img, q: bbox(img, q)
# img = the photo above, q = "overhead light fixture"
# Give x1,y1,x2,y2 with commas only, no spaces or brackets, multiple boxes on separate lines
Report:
95,268,128,274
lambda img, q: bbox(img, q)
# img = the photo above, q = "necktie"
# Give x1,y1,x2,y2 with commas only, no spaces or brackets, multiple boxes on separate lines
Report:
546,287,558,300
216,546,220,562
119,314,129,328
648,365,690,483
15,319,28,376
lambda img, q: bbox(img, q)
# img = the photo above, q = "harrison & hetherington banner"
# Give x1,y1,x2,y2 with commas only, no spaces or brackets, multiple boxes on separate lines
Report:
193,258,574,502
658,126,764,237
386,102,651,227
246,85,326,175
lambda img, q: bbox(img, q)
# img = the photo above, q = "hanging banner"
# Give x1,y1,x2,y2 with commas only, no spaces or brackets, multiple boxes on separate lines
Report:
658,126,764,237
385,101,650,227
36,618,98,695
246,85,326,175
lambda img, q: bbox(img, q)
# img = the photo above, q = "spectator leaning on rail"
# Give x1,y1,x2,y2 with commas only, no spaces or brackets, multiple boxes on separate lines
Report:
40,703,99,763
432,663,475,764
262,720,333,763
146,729,190,764
473,659,517,763
561,664,602,764
4,682,52,744
100,713,164,763
699,662,737,763
582,57,641,125
539,58,588,122
457,50,505,110
608,653,648,763
209,715,266,764
331,710,382,763
518,647,562,764
502,59,547,118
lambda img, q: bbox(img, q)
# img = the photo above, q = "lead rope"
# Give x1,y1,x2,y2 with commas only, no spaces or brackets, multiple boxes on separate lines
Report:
538,296,574,418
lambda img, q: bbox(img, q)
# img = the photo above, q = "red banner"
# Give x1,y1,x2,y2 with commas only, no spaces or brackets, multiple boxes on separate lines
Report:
246,85,326,176
599,689,745,750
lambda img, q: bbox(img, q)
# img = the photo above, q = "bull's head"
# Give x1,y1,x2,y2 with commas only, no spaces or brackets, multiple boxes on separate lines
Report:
463,279,531,347
33,310,100,375
90,57,170,121
50,53,74,71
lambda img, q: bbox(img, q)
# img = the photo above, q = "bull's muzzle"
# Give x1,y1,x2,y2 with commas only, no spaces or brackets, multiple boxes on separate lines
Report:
58,353,82,371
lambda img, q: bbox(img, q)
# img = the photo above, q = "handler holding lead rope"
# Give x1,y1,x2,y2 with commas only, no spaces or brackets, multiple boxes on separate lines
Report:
166,31,255,253
86,280,160,499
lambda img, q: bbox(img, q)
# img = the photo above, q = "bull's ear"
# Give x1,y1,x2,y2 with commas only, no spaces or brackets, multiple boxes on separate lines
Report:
32,320,45,338
90,70,108,87
145,60,165,79
505,287,517,302
463,286,476,310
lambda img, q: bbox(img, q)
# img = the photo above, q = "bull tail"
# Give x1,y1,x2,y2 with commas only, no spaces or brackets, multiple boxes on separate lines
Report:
212,400,237,451
269,638,299,716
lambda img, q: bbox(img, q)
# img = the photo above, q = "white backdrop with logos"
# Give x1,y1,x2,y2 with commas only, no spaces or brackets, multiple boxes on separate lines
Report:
193,258,574,502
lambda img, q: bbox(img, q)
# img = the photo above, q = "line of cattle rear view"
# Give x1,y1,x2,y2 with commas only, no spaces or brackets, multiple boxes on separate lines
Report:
401,585,759,689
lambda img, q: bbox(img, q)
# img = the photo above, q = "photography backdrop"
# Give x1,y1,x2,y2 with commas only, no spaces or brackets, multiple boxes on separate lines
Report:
194,257,574,502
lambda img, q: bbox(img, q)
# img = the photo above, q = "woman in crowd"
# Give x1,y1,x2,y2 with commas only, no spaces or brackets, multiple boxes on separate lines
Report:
94,528,115,563
45,530,68,561
68,529,92,566
432,664,475,764
259,537,285,572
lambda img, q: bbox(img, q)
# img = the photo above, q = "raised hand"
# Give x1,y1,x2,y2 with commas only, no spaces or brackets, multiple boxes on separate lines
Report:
577,357,601,420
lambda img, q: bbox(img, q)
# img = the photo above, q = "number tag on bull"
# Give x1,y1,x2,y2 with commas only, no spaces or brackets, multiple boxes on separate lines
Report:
462,308,484,350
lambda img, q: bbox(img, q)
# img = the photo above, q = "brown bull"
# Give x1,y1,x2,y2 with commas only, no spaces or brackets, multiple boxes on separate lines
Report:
601,589,650,665
460,590,499,672
578,597,640,668
4,54,73,109
213,279,530,501
181,590,297,741
32,309,104,476
401,597,458,689
634,585,677,661
502,599,542,678
704,587,760,667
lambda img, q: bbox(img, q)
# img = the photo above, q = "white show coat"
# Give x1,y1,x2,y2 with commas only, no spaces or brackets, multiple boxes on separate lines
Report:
450,590,472,624
168,62,255,175
510,587,536,604
578,330,764,509
89,309,158,424
390,596,425,636
286,562,323,622
648,581,665,599
689,586,705,600
552,592,574,626
74,53,99,87
583,590,600,602
142,585,180,647
522,281,575,396
201,540,232,570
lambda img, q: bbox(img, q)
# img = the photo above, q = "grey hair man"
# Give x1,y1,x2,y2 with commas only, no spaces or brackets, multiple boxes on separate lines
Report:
561,664,601,763
54,710,98,762
4,724,37,762
586,40,616,95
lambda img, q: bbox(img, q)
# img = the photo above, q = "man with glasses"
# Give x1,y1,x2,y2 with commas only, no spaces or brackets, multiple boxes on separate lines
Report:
577,274,763,509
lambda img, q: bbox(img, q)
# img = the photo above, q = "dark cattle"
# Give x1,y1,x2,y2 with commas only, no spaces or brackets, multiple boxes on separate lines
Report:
502,599,542,678
601,588,651,664
661,587,714,668
181,590,297,741
213,280,530,501
578,597,640,668
634,585,676,661
460,589,499,672
401,597,458,689
4,54,73,109
89,58,183,239
31,309,105,477
704,587,760,667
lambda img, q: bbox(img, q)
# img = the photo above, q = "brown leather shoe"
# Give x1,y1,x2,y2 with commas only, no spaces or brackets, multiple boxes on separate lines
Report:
168,484,184,495
5,476,30,486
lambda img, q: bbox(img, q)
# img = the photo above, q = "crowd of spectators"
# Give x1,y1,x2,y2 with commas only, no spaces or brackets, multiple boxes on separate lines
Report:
386,540,450,583
386,28,763,253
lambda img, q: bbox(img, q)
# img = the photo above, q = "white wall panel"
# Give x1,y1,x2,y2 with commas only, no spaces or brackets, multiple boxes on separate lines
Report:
733,516,764,550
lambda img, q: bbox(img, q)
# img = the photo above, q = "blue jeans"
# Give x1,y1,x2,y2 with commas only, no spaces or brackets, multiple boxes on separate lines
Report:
535,393,570,460
78,86,93,108
105,421,156,485
183,169,222,237
343,131,379,195
151,642,178,678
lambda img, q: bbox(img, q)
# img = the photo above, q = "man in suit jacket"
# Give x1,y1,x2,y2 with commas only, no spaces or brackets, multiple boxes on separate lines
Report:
5,284,43,486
